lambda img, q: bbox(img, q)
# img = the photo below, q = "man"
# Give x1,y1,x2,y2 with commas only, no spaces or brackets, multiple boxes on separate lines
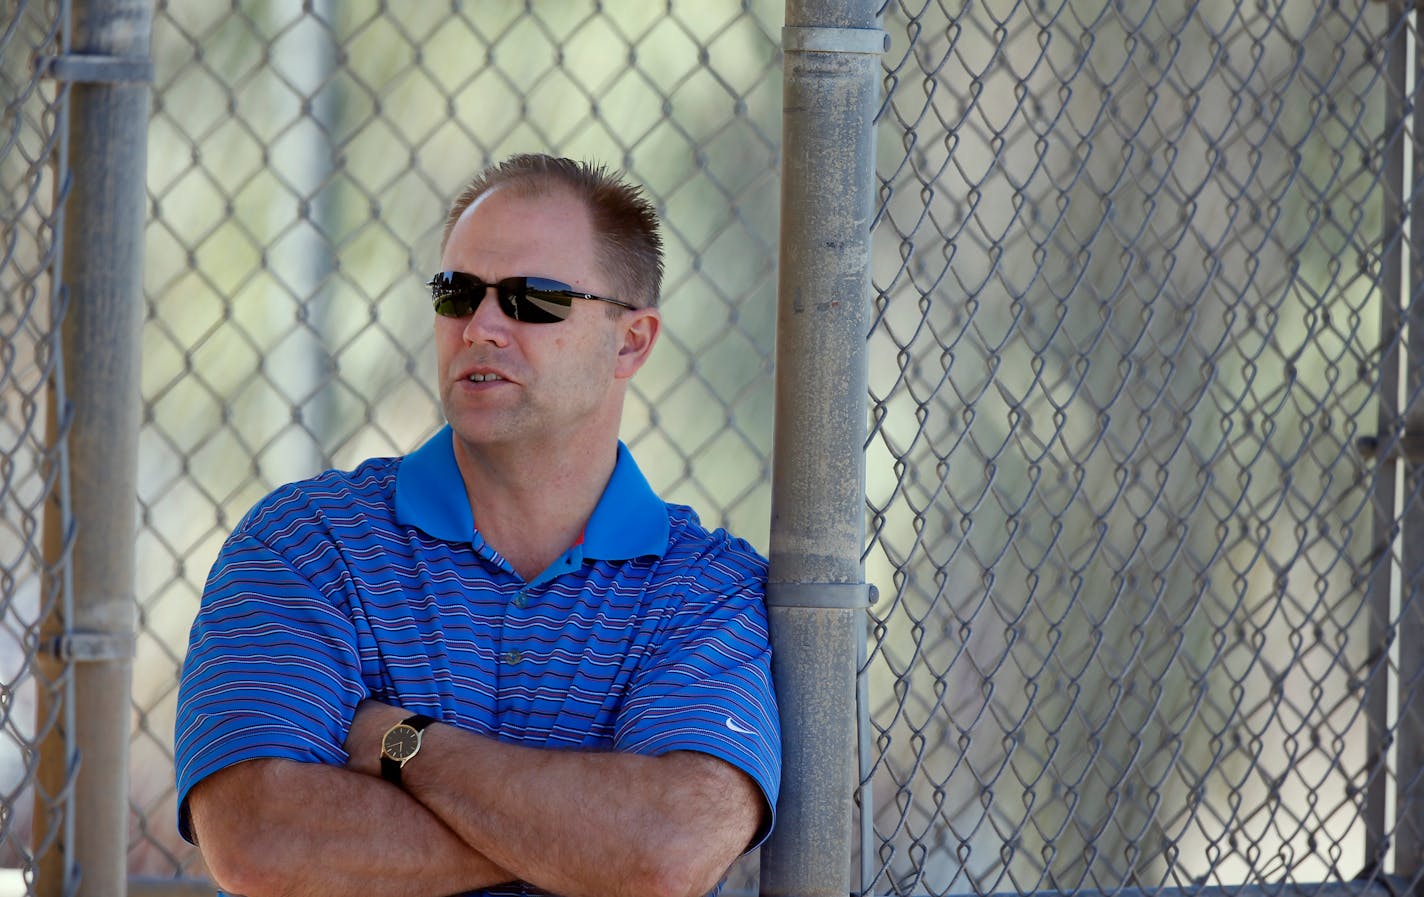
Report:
174,154,780,897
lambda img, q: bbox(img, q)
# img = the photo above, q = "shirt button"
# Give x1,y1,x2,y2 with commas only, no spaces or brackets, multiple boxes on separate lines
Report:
513,592,527,608
504,649,522,664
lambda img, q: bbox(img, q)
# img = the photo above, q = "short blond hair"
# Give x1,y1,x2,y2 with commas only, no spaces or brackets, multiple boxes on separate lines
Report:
443,154,664,309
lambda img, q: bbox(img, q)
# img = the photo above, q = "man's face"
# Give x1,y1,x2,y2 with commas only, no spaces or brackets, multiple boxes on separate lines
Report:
434,185,639,451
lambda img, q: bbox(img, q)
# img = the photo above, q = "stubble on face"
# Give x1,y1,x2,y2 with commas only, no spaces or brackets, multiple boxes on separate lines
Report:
434,186,627,453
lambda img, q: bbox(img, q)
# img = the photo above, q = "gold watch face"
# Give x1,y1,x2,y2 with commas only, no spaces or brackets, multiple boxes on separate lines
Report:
382,723,422,762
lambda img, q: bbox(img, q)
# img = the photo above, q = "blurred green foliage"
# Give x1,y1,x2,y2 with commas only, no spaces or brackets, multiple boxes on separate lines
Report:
865,0,1392,890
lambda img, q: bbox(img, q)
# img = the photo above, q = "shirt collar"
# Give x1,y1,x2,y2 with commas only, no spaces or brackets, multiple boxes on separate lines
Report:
395,425,669,560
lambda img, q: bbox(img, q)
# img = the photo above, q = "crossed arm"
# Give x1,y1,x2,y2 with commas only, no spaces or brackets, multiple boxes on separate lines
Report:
188,701,765,897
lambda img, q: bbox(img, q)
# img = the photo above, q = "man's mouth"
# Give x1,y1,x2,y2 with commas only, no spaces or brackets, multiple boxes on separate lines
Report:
468,372,505,383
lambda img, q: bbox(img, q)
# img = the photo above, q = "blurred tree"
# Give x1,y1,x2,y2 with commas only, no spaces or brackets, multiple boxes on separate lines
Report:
865,0,1389,890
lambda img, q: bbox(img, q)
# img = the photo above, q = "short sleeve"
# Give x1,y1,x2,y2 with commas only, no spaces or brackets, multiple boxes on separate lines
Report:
614,573,781,848
173,531,365,843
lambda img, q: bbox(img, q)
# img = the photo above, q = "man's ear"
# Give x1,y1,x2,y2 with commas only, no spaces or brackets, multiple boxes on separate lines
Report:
614,308,661,380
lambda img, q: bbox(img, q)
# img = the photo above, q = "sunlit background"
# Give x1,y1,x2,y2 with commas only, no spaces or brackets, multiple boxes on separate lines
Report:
1,0,1415,894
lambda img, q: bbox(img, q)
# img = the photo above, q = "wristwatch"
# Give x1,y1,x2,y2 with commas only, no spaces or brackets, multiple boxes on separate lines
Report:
380,714,436,787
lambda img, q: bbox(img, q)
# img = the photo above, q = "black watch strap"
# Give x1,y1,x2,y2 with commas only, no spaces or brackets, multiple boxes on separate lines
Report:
380,713,436,787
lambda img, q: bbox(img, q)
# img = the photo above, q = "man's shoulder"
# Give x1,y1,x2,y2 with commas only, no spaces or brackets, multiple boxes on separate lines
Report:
233,455,402,542
660,502,768,585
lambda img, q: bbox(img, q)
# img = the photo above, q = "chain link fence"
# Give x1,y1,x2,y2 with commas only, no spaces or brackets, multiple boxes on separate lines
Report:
5,0,1424,895
866,0,1408,893
129,0,784,888
1,1,69,893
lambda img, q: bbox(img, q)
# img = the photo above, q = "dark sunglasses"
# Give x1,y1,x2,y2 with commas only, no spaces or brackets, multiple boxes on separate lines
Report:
428,271,637,324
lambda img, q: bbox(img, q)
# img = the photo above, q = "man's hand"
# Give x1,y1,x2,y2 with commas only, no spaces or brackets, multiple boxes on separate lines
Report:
343,701,766,897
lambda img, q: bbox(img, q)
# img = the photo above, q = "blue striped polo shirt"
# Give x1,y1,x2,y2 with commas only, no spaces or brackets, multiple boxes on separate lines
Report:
174,426,780,888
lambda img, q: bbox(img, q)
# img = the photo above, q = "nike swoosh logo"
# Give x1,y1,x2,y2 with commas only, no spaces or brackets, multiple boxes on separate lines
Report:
725,716,757,735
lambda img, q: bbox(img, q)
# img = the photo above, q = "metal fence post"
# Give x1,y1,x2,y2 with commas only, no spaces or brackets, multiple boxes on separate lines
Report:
1395,7,1424,874
761,3,884,896
1360,2,1408,875
35,1,152,895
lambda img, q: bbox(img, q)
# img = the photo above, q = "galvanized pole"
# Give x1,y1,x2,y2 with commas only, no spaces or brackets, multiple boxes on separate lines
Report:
761,3,884,896
1396,8,1424,873
35,1,152,895
1358,4,1408,874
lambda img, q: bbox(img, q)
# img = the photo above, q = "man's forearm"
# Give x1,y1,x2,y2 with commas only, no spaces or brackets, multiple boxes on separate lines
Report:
396,725,761,897
188,757,513,897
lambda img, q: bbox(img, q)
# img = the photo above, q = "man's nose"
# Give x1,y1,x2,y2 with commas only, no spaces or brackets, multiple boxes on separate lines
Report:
462,287,510,344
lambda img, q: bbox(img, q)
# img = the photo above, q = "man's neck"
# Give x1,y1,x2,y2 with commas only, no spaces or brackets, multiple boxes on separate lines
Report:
452,434,618,581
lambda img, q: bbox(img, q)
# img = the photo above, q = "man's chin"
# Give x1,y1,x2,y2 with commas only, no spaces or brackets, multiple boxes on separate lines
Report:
445,414,534,453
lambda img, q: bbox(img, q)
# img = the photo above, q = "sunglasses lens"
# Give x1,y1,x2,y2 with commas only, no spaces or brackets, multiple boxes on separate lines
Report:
433,295,474,316
429,273,587,324
430,272,484,317
499,277,575,324
511,293,574,324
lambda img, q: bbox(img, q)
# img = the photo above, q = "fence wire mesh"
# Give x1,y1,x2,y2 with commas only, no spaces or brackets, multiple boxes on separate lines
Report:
128,0,783,888
0,2,68,894
866,0,1408,894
